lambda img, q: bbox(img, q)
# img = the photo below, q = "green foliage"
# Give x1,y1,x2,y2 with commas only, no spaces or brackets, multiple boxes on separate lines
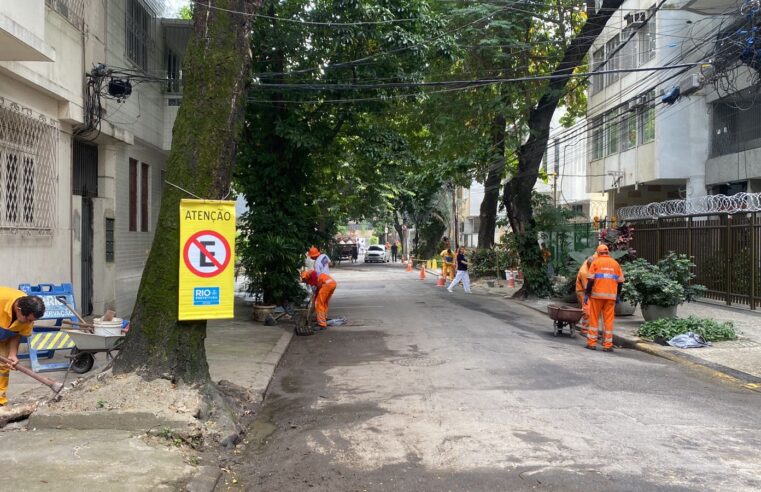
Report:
637,316,737,342
178,5,192,19
469,247,516,278
598,223,637,261
510,229,553,298
621,253,706,307
236,232,308,306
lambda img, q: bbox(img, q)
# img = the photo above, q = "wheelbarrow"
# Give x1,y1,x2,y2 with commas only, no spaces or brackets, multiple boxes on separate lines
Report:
547,304,583,338
64,330,125,374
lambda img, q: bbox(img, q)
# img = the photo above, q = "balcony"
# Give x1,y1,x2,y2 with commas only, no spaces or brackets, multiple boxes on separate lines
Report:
0,0,55,62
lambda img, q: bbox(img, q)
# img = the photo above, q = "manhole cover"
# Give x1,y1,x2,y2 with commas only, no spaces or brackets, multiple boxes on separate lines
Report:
392,357,445,367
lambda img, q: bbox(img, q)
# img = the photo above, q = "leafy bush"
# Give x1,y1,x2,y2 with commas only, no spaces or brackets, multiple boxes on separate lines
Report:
637,316,737,342
621,252,706,307
470,247,516,278
598,222,637,261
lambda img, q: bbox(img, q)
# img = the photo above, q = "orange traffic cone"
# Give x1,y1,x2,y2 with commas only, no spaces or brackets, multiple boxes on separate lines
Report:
419,265,426,280
436,276,445,288
507,271,516,288
406,260,412,272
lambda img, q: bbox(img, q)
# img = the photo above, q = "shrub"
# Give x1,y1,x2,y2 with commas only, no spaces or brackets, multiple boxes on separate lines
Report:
470,247,516,278
637,316,737,342
621,252,706,307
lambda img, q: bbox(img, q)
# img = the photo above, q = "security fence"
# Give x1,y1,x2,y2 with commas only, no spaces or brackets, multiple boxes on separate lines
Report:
545,221,598,271
629,214,761,309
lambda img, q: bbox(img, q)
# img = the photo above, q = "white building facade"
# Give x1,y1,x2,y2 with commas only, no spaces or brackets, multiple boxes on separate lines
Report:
0,0,189,316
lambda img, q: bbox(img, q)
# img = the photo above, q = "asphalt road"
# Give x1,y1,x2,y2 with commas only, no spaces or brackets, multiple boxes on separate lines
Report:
224,262,761,491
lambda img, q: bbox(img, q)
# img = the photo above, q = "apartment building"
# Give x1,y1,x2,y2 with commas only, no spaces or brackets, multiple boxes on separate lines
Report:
585,0,727,214
0,0,190,316
537,114,608,221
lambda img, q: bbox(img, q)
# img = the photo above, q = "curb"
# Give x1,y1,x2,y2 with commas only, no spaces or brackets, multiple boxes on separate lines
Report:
252,329,294,403
507,297,761,393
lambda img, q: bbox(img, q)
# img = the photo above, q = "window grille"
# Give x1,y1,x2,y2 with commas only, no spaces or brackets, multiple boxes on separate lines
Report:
621,109,638,151
606,107,621,155
126,0,154,71
0,99,58,235
591,48,605,95
711,98,761,157
591,116,604,160
605,36,621,86
638,14,656,65
45,0,85,30
105,218,115,262
638,92,655,144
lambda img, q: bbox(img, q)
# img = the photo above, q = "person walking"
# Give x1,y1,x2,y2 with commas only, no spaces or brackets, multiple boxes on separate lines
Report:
390,242,399,262
439,247,456,284
307,246,332,276
301,269,337,330
584,244,624,352
575,253,597,335
448,247,472,293
350,243,358,264
0,287,45,406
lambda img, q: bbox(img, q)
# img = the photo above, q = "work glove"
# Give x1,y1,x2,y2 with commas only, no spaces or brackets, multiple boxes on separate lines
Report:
615,296,621,305
583,295,589,304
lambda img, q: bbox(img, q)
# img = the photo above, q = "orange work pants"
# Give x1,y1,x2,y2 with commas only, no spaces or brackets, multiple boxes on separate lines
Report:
315,281,337,327
0,339,10,405
587,298,615,349
576,292,589,334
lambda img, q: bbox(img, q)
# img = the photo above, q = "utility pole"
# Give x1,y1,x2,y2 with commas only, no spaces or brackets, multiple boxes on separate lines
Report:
553,171,558,207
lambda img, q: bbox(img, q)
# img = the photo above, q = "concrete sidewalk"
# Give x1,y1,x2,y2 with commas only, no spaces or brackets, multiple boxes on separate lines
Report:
0,298,293,491
472,278,761,391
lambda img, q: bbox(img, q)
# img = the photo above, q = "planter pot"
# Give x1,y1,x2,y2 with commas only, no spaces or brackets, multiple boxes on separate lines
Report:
615,300,637,316
252,304,276,322
641,304,678,321
486,280,495,288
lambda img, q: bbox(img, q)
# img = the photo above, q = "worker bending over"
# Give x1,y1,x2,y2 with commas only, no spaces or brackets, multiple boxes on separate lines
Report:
0,287,45,405
440,247,456,284
301,270,337,329
584,245,624,352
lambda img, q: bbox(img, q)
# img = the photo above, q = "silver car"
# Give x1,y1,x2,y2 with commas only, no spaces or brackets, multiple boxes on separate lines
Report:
364,244,389,263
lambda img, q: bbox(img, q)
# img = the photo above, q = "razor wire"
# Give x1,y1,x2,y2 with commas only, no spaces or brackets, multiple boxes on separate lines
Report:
617,193,761,220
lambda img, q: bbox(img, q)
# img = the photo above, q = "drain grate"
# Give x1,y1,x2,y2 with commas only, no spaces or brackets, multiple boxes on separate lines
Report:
392,356,445,367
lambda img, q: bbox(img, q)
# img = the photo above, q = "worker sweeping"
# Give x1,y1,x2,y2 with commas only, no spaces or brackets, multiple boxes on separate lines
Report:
307,246,332,276
575,252,598,335
584,245,624,352
301,269,337,330
439,247,456,285
0,287,46,405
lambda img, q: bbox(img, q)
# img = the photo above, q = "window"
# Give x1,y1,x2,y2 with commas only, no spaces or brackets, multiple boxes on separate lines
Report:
141,163,149,232
621,108,638,151
591,116,605,160
0,103,57,233
638,15,656,65
126,0,152,71
605,35,621,86
105,218,115,262
553,139,560,175
620,27,638,71
606,107,620,155
591,47,605,95
711,98,761,157
129,158,138,231
639,94,656,144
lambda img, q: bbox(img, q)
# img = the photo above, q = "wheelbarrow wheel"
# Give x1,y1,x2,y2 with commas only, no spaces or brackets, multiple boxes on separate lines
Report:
569,324,577,338
70,351,95,374
553,320,561,337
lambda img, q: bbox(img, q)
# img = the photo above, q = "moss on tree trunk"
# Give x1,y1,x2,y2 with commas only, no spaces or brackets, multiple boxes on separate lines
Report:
113,0,260,383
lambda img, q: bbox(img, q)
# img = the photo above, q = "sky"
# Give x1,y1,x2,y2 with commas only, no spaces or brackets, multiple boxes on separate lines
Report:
164,0,190,17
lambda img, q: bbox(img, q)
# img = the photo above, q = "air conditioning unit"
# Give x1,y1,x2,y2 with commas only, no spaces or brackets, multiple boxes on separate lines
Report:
627,97,643,111
677,73,702,96
625,11,647,28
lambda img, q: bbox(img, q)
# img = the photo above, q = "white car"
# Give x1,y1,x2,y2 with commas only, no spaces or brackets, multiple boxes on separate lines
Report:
364,244,389,263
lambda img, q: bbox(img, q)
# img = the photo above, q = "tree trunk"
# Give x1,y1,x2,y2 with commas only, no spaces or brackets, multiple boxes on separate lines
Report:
113,0,259,383
478,114,506,249
502,0,624,297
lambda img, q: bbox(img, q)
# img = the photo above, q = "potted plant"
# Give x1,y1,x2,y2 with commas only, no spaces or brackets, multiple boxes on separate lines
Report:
621,253,706,321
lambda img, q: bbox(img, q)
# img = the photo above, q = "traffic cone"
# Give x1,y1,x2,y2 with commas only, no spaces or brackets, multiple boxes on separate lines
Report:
419,265,426,280
507,270,516,288
406,260,412,272
436,275,445,288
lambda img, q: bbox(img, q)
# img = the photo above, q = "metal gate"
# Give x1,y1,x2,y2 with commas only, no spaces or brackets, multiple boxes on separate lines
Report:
73,140,97,315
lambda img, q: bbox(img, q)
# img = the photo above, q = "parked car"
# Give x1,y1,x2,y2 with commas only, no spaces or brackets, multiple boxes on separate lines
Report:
364,244,389,263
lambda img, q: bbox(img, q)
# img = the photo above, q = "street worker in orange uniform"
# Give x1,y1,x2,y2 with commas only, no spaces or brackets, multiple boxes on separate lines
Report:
301,270,337,329
584,245,624,352
0,287,45,405
307,246,332,276
575,253,597,335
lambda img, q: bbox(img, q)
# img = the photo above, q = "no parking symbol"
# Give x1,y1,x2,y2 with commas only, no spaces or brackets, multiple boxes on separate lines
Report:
183,230,231,278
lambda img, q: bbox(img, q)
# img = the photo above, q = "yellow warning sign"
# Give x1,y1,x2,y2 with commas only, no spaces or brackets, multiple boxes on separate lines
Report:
178,199,236,320
30,331,75,351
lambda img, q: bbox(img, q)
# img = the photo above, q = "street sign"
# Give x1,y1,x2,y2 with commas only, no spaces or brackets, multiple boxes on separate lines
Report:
178,199,236,320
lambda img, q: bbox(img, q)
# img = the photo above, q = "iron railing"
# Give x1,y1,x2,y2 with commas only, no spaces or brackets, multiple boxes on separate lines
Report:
45,0,85,30
629,213,761,309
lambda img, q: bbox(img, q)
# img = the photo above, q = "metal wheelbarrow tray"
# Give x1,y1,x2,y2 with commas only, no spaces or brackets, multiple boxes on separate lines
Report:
547,304,583,338
64,330,125,374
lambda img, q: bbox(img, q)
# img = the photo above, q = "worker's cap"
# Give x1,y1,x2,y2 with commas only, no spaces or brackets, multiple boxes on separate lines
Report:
596,244,610,255
300,270,313,282
307,246,320,259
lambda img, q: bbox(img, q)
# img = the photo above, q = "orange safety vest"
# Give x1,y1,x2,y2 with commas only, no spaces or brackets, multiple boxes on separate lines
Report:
586,256,624,300
575,254,598,293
